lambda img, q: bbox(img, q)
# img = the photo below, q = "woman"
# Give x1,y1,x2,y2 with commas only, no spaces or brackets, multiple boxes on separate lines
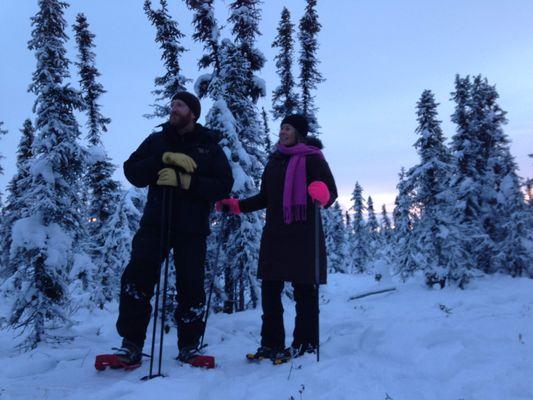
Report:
216,114,337,363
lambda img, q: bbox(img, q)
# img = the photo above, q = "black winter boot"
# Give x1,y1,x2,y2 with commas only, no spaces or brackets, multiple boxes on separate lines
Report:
177,346,202,363
246,346,276,361
112,338,142,366
270,347,292,365
290,343,316,358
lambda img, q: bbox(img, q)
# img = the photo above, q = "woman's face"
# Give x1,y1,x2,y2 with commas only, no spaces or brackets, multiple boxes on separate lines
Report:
279,123,299,147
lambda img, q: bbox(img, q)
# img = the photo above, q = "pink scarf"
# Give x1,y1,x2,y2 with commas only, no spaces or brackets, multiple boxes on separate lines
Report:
276,143,324,224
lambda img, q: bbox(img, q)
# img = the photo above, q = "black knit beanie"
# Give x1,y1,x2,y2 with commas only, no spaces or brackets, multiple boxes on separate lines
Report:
281,114,309,137
172,91,201,120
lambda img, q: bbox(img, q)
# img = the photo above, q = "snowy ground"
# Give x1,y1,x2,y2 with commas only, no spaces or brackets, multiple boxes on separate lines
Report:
1,273,532,400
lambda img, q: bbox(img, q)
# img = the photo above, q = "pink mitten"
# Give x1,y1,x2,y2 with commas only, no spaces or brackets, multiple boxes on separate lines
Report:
215,198,241,214
308,181,330,207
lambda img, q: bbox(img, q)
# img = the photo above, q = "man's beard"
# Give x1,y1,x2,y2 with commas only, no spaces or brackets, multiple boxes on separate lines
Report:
170,112,193,130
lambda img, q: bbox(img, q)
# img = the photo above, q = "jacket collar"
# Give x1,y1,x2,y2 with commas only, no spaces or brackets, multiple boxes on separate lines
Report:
158,122,221,145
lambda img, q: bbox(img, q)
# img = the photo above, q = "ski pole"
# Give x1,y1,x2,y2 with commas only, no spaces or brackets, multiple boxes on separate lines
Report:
314,200,321,363
146,186,168,379
199,211,228,349
157,187,173,376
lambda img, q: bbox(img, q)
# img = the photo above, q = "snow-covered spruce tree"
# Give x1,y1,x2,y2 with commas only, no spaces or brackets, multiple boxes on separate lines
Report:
527,154,533,207
74,13,122,305
364,195,383,275
298,0,324,135
0,122,7,209
73,12,117,219
0,120,9,273
492,152,532,277
190,0,267,177
407,89,469,287
189,3,265,311
93,187,146,308
323,201,348,273
350,182,367,273
343,210,354,271
228,0,266,104
8,0,86,349
227,1,267,183
73,12,120,236
448,75,490,279
188,1,264,311
191,1,267,179
460,75,502,275
204,93,261,312
526,154,533,275
185,0,220,104
380,204,392,242
366,196,379,245
392,168,408,232
0,120,34,276
261,106,272,154
185,0,229,312
345,210,351,228
393,167,422,281
185,0,220,73
216,40,265,311
144,0,189,119
472,78,531,277
271,7,300,121
376,204,394,270
524,196,533,277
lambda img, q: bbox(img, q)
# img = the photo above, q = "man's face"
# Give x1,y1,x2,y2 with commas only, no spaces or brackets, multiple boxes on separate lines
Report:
170,99,195,128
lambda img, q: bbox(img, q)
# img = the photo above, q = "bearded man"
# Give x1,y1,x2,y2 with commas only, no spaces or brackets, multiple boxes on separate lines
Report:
111,91,233,366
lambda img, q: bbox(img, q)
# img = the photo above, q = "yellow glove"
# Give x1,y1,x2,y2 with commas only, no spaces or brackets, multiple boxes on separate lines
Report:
157,168,178,187
179,172,191,190
162,152,197,173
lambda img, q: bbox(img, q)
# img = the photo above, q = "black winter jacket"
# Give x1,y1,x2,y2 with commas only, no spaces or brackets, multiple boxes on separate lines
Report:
124,122,233,235
239,138,337,284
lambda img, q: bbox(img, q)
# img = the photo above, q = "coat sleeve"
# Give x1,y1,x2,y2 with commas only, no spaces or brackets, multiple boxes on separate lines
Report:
307,155,338,209
188,144,234,202
123,134,165,188
239,167,268,213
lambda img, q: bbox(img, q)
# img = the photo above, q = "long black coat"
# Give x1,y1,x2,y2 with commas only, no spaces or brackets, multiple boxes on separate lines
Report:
240,138,337,284
124,122,233,235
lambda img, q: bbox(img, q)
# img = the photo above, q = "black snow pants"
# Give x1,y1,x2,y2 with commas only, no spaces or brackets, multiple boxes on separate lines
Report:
260,280,318,350
116,226,207,351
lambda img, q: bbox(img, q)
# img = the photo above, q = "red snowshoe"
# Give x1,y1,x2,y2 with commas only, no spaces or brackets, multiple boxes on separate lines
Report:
94,354,142,371
177,346,215,369
95,340,142,371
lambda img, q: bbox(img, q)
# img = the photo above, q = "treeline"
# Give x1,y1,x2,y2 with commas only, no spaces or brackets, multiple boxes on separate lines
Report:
322,79,532,288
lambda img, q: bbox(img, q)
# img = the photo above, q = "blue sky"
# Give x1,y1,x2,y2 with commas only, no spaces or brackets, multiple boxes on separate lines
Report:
1,0,532,211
